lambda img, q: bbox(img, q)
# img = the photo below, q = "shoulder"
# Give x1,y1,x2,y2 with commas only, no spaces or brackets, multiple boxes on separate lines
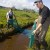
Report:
43,6,49,12
6,12,8,15
6,11,10,16
41,6,50,15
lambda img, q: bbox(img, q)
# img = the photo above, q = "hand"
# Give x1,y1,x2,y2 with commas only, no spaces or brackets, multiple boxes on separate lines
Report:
35,19,38,22
32,30,36,34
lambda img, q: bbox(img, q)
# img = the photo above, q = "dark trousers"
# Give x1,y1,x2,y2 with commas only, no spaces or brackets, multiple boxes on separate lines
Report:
35,33,48,50
7,19,13,28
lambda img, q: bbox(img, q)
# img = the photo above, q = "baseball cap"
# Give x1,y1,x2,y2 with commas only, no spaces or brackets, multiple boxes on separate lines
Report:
34,0,42,3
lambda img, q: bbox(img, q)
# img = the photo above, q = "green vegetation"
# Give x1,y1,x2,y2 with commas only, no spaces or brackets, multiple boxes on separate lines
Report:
0,8,38,28
46,26,50,50
0,8,50,50
0,8,38,35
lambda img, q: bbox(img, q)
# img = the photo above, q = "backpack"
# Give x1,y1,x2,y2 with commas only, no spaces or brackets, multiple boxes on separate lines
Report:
9,12,13,19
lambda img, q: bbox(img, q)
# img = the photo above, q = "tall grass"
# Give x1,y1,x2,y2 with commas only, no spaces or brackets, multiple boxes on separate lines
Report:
0,8,38,28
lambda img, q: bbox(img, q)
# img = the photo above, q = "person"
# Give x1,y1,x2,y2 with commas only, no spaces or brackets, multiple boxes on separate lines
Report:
6,8,16,28
33,0,50,50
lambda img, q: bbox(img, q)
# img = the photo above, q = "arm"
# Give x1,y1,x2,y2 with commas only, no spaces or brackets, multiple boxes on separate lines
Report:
33,22,42,34
13,12,16,19
35,23,42,33
6,13,9,22
14,14,16,19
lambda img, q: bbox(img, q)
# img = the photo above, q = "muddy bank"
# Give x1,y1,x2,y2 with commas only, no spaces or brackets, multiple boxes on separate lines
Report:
0,22,34,40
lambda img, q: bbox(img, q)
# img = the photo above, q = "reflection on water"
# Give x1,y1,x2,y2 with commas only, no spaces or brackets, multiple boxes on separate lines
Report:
22,22,36,48
23,22,36,38
23,29,32,38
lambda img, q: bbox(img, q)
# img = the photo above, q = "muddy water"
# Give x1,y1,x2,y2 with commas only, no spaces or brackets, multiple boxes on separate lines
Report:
0,34,29,50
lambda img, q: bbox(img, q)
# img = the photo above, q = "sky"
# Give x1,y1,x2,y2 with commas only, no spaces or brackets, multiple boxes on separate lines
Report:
0,0,50,11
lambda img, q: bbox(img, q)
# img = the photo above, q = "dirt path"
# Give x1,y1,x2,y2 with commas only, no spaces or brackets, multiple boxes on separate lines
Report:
0,34,29,50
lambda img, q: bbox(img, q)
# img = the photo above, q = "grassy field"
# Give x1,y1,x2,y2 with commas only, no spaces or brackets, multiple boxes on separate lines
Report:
0,8,50,50
46,26,50,50
0,8,38,28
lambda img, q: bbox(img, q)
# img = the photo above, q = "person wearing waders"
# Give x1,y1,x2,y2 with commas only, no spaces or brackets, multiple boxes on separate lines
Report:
6,8,16,28
33,0,50,50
